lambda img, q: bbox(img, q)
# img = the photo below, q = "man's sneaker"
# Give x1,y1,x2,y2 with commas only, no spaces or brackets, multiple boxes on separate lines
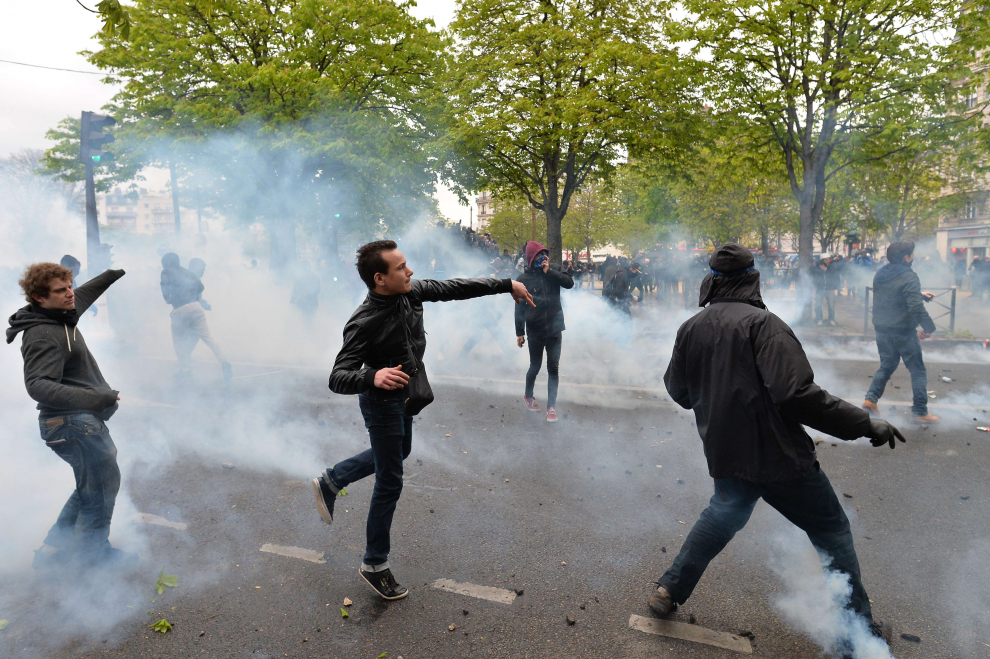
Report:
870,620,893,643
312,476,336,526
546,407,558,423
862,400,880,415
524,396,540,412
359,567,408,601
913,414,940,424
32,544,61,571
647,584,676,616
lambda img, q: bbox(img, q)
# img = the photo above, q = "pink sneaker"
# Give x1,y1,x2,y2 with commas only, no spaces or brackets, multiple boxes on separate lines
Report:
546,407,558,423
524,396,540,412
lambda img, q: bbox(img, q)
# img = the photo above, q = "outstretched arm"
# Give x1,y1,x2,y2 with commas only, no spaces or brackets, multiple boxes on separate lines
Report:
754,324,872,440
75,269,125,316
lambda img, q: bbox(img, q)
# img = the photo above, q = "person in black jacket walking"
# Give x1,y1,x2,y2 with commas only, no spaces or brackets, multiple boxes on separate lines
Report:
515,241,574,422
312,240,533,600
7,263,134,569
650,244,903,652
863,241,939,423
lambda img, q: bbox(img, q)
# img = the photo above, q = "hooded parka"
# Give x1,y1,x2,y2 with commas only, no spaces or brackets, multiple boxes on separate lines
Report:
664,245,871,482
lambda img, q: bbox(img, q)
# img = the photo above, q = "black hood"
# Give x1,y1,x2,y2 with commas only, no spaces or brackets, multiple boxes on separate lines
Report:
6,305,78,344
698,243,766,309
874,262,912,284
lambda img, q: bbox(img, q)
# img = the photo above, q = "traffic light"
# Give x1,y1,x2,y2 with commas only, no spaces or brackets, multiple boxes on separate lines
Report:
79,111,116,165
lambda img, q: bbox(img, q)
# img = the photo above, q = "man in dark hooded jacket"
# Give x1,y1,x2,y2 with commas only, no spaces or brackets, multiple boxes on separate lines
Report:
515,241,573,422
7,262,132,569
651,244,903,650
863,241,938,423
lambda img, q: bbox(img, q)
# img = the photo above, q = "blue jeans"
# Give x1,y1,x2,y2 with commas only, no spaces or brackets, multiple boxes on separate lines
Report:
866,330,928,416
525,332,562,407
39,413,120,557
327,393,412,567
813,288,835,321
658,468,872,621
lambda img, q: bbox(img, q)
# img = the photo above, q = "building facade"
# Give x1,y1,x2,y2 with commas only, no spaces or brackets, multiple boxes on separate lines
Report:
475,190,494,230
100,188,197,235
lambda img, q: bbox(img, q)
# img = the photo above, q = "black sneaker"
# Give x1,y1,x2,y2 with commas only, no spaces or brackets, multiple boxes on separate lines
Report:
647,583,677,616
359,567,408,601
870,620,892,643
312,476,336,526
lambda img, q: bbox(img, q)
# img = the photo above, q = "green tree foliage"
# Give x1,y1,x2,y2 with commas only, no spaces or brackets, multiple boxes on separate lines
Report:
485,196,546,255
85,0,448,266
446,0,695,264
39,116,142,193
672,0,990,270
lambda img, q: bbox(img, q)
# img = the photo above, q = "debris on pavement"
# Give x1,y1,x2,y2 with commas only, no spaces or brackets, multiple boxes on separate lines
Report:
149,619,172,633
0,620,9,631
343,597,352,606
221,462,235,470
977,427,990,432
566,614,576,626
514,588,524,596
842,493,853,499
961,496,970,500
340,608,349,619
448,623,456,631
900,633,921,643
661,546,666,553
462,609,469,616
941,376,953,382
738,630,754,639
155,568,178,595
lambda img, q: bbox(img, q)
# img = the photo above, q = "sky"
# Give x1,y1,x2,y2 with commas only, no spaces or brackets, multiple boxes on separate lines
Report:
0,0,467,222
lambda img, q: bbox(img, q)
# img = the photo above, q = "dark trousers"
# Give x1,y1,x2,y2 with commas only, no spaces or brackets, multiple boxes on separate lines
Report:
866,329,928,417
658,468,872,621
525,332,562,407
39,413,120,557
813,288,835,321
327,393,412,566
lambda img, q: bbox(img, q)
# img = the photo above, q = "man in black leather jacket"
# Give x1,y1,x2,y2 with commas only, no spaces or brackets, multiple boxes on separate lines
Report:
312,240,533,600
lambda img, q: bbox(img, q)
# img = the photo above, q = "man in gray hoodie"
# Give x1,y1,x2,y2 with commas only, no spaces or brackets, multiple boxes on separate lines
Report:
6,262,132,568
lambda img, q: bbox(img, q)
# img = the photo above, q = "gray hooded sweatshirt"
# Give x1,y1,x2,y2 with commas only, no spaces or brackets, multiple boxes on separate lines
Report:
6,269,124,418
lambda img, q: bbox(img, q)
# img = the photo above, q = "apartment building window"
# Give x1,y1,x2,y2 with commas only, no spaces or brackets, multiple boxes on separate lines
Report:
964,201,977,220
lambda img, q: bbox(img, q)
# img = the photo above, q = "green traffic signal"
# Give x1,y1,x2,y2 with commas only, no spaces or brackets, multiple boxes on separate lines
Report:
334,213,340,218
92,155,101,163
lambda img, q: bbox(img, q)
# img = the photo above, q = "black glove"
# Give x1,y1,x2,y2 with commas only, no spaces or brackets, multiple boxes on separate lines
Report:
867,418,906,449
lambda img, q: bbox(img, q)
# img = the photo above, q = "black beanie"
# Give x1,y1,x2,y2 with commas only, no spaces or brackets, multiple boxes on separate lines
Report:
709,244,755,276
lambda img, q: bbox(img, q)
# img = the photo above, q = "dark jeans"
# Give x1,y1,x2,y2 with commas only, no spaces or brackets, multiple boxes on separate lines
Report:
525,332,562,407
39,413,120,557
813,288,834,321
327,393,412,567
658,468,872,621
866,329,928,416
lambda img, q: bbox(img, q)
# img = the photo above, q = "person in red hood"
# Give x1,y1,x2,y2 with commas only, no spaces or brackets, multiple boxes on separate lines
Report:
514,241,573,422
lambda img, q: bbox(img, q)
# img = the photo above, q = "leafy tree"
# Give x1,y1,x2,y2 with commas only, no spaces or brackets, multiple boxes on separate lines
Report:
39,116,143,194
446,0,695,264
561,183,625,263
485,195,546,255
85,0,449,266
673,0,990,270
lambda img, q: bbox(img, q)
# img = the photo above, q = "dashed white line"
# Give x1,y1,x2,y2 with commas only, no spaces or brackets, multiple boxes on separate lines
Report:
132,513,187,531
260,543,326,564
628,614,752,654
431,578,516,604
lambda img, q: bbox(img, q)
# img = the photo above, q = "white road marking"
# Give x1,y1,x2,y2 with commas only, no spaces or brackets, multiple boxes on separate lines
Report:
431,578,516,604
628,614,752,654
132,513,187,531
260,543,326,564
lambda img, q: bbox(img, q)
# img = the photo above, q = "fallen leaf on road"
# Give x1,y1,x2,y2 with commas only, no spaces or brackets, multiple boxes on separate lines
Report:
445,433,452,437
149,619,172,634
155,568,178,595
0,620,8,630
378,653,388,658
343,597,352,606
340,608,349,619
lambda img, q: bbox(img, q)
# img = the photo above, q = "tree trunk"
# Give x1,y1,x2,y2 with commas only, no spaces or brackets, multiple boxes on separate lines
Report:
545,205,562,264
760,226,770,254
168,160,181,235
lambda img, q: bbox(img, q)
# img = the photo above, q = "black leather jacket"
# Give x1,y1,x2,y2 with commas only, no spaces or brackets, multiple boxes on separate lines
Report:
329,277,513,395
514,265,573,337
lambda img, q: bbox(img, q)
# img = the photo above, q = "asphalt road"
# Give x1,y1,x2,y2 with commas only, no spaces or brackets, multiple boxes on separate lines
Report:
1,353,989,659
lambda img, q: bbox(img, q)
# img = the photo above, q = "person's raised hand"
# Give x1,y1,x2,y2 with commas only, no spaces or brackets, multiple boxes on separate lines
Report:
542,260,550,274
374,365,410,390
867,418,906,449
922,291,935,301
918,331,931,340
517,336,525,348
511,280,536,307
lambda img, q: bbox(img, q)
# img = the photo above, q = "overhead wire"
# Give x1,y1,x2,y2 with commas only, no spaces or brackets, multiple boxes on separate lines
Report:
0,58,107,75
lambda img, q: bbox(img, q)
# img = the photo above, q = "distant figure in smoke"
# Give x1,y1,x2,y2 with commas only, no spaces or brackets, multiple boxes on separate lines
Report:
7,263,135,568
59,254,81,280
653,244,903,653
863,241,939,423
290,260,321,317
313,240,534,601
160,253,232,382
515,241,573,422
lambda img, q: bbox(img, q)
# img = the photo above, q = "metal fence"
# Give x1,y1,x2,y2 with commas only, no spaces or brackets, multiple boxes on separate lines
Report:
863,287,956,335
